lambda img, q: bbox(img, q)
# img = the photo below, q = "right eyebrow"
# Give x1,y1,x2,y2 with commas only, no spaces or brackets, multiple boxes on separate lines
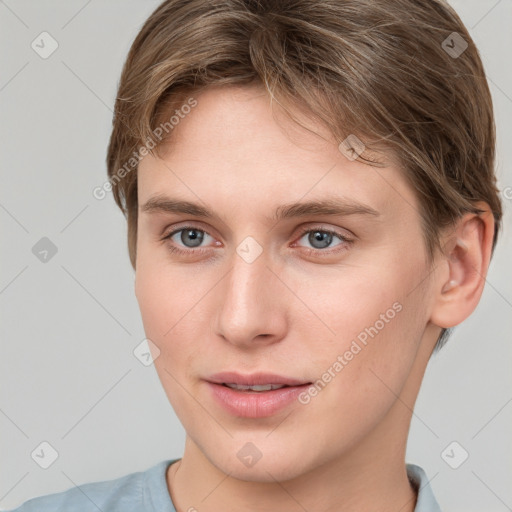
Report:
140,196,221,221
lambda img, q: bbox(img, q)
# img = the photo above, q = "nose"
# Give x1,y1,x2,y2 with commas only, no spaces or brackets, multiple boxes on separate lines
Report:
213,246,288,349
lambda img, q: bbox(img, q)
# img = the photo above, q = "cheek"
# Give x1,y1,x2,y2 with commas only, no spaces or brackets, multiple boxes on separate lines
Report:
135,238,194,338
135,268,169,339
135,264,201,415
297,255,428,391
135,255,185,365
293,262,416,344
134,260,208,369
289,273,427,457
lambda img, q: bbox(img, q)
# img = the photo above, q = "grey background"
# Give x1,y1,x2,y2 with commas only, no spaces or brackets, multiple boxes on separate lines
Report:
0,1,510,510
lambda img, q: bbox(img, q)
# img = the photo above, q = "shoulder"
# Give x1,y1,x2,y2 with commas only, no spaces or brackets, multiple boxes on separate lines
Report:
6,460,175,512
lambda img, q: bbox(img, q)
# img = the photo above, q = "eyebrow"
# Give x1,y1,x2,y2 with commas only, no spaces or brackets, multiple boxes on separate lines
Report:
140,195,380,221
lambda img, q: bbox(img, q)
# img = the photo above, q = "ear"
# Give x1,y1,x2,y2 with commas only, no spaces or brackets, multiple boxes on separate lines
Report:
430,202,495,329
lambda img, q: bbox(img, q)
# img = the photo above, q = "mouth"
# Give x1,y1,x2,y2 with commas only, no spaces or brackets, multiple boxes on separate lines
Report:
205,372,313,418
221,383,293,392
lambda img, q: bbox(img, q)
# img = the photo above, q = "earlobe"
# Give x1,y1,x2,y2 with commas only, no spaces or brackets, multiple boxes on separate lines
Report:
430,203,495,329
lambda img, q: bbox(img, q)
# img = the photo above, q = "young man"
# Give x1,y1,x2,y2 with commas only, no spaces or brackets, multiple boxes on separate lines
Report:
9,0,503,511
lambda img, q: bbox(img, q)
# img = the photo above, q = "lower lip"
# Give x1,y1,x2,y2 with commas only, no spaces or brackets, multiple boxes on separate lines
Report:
206,382,311,418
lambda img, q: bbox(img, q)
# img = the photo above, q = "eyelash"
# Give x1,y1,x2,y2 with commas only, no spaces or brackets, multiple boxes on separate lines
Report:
161,225,352,258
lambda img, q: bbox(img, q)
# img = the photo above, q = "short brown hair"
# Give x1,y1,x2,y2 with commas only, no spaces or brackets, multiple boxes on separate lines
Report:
106,0,503,349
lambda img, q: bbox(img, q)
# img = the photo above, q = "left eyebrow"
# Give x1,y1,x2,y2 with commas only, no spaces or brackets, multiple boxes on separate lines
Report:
271,197,380,221
139,195,380,221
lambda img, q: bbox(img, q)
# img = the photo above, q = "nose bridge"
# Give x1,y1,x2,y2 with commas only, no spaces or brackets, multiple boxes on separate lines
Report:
214,243,285,346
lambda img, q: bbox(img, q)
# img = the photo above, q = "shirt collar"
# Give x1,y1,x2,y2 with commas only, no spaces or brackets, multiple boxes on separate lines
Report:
407,463,442,512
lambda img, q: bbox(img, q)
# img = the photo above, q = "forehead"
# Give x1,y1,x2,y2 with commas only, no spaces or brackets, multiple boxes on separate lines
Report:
138,85,417,222
156,84,388,164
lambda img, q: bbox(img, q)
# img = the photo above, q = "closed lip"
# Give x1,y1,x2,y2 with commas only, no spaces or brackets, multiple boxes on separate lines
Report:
206,371,311,387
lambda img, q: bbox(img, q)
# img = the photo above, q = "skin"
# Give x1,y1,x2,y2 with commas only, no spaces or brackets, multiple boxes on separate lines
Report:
134,84,494,512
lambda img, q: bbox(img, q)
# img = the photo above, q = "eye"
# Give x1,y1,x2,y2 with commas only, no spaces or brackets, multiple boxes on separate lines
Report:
163,226,215,254
294,226,351,253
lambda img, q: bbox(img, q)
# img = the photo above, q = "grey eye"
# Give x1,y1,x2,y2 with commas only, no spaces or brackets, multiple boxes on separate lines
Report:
298,230,344,250
171,228,211,248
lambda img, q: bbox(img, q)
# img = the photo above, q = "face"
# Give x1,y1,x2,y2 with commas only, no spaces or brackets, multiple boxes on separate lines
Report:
135,84,437,481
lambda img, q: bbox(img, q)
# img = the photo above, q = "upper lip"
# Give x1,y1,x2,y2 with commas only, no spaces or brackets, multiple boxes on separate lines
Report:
207,372,311,386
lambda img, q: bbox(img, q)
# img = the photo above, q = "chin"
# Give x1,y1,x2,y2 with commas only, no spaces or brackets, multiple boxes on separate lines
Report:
204,437,316,483
224,459,306,483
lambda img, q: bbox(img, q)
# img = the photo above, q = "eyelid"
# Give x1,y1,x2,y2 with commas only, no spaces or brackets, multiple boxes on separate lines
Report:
162,221,220,242
294,224,353,242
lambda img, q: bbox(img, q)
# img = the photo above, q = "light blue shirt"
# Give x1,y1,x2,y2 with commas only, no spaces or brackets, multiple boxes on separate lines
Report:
6,460,442,511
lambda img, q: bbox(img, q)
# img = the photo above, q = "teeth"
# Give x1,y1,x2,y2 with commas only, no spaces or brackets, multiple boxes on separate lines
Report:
224,383,287,391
